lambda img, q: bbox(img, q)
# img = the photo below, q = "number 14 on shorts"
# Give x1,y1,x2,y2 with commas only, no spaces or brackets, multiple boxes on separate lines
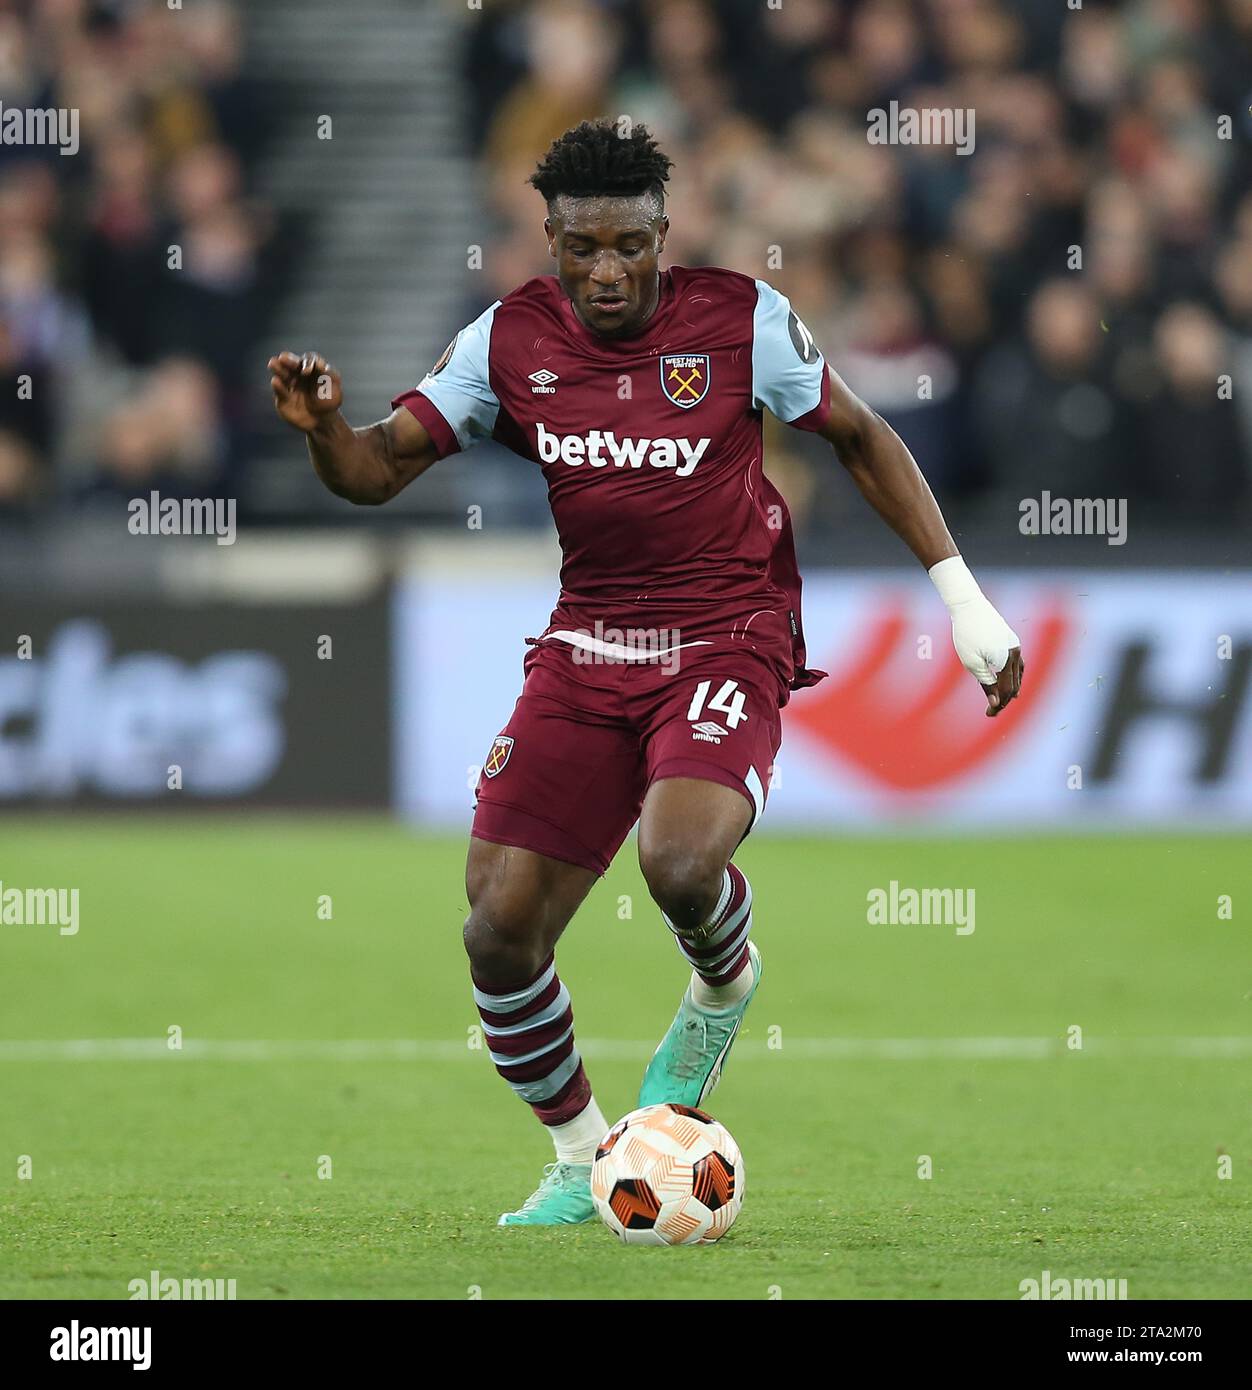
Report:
686,678,748,737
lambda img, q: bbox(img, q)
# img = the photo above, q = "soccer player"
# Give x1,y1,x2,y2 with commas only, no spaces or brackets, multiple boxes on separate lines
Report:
269,120,1023,1226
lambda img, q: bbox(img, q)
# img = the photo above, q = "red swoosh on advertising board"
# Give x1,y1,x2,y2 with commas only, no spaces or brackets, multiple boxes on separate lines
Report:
787,603,1071,790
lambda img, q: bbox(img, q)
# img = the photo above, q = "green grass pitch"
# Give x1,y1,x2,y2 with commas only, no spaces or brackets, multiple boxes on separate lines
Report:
1,819,1248,1300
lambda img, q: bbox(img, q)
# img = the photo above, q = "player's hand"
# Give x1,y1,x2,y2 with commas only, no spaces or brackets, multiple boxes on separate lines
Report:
979,644,1024,718
268,351,343,433
948,596,1024,717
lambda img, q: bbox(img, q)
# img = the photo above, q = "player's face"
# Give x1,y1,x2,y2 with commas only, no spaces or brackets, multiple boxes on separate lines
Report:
546,195,669,338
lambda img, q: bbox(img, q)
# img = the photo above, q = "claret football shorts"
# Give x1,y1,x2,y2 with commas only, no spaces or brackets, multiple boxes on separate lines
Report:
471,635,786,875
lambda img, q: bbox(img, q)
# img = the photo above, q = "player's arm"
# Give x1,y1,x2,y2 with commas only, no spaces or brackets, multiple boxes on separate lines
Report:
817,367,1024,717
268,350,438,505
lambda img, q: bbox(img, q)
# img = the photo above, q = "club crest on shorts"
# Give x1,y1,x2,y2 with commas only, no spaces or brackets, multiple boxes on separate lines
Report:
483,735,514,778
660,353,710,409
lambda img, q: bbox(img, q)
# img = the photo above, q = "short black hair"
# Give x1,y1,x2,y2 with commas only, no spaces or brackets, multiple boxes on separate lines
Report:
529,120,672,214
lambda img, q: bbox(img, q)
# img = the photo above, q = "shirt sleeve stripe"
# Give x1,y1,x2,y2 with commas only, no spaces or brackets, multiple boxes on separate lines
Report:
785,361,831,433
390,299,501,456
391,387,461,458
751,278,827,424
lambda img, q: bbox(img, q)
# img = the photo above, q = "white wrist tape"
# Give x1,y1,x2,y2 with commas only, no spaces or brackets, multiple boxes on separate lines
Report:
929,556,1020,685
928,555,982,609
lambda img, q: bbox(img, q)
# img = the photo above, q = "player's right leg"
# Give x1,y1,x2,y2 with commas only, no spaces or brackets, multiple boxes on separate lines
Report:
464,838,603,1226
464,641,645,1226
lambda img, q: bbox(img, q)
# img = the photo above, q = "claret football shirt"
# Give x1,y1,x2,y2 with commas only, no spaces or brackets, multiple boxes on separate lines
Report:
393,265,831,694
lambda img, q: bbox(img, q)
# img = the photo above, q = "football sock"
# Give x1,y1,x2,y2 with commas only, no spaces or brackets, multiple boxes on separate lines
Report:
664,863,756,1011
472,953,596,1134
691,958,755,1010
548,1098,609,1165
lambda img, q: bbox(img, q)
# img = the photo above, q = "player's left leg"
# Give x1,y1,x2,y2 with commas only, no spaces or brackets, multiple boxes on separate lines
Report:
633,658,782,1106
636,777,764,1106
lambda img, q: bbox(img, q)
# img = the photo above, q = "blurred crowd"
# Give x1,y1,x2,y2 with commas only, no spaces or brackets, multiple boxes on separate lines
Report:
4,0,1251,542
465,0,1252,538
0,0,275,516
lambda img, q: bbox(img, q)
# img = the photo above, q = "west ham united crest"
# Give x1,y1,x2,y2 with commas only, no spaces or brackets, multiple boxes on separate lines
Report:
483,735,514,778
660,353,710,409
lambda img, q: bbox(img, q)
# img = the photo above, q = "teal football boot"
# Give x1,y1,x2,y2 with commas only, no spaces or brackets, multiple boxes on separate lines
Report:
638,942,762,1108
497,1161,596,1227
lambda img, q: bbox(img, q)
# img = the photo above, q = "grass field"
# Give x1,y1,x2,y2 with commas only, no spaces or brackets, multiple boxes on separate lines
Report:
1,819,1248,1300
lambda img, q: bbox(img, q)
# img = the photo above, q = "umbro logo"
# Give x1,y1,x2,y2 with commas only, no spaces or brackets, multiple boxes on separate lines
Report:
691,720,728,744
528,368,558,395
